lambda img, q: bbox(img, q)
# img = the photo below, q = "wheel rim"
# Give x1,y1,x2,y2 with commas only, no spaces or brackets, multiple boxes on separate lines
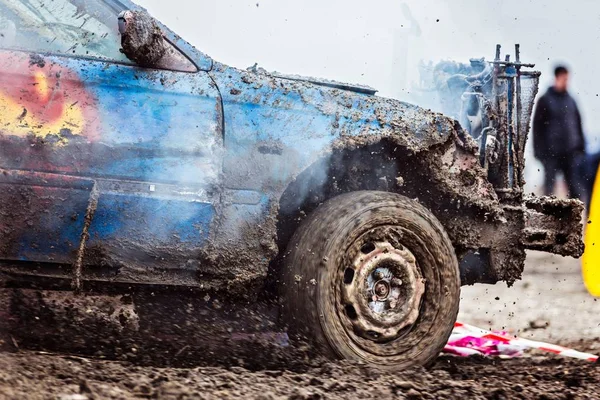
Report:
340,239,425,345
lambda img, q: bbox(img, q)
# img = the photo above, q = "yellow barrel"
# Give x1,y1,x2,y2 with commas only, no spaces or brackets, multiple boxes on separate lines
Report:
583,168,600,297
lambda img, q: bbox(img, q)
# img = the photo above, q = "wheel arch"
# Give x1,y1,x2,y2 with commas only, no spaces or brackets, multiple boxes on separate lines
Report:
270,134,503,288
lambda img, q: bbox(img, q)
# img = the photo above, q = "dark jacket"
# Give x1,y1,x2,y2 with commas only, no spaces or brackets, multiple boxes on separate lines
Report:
533,87,585,160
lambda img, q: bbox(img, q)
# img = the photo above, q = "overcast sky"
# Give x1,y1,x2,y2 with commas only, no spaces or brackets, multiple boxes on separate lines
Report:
137,0,600,187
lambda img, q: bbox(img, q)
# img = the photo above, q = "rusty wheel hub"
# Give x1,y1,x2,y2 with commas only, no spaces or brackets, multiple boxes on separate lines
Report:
341,241,425,343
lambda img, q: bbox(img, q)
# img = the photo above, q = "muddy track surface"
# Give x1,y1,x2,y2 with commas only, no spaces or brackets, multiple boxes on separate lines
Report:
2,351,600,399
1,252,599,399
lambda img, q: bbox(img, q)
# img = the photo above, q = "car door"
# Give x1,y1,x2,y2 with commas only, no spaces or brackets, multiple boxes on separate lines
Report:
0,0,222,285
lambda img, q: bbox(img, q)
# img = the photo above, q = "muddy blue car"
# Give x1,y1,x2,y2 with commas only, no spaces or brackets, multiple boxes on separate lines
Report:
0,0,583,368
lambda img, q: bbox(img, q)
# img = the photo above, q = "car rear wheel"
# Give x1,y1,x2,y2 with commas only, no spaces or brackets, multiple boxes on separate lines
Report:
280,191,460,368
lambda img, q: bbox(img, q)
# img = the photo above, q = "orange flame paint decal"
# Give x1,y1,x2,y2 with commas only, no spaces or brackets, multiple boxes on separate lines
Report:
0,51,100,143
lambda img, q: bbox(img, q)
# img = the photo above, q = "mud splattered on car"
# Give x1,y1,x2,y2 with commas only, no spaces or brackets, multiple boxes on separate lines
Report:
0,0,585,377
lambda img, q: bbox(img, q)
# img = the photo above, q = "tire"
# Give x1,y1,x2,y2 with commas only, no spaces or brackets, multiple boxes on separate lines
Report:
280,191,460,369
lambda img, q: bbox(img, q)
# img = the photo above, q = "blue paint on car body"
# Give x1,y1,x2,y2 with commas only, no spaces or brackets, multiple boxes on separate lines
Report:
0,0,463,292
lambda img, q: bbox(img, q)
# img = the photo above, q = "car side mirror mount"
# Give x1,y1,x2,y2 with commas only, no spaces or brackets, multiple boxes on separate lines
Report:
118,10,197,72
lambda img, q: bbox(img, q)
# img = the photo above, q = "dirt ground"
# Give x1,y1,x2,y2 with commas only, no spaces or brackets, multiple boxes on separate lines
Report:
1,251,599,399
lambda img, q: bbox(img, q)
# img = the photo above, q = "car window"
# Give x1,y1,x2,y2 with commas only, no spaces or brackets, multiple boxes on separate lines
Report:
0,0,132,63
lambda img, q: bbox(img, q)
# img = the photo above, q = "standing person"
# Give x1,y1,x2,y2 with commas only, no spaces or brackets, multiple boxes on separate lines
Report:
533,65,587,201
